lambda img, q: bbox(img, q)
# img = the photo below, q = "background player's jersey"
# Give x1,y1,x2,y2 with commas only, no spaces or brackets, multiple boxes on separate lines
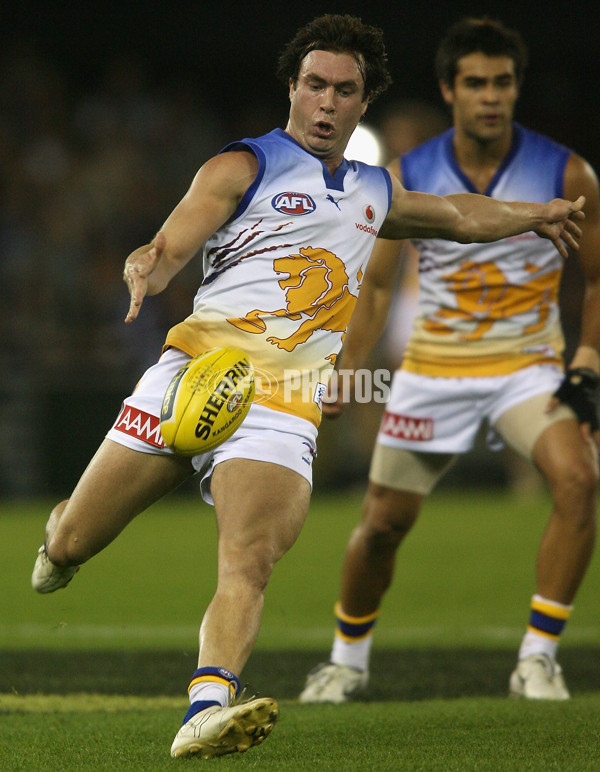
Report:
165,129,392,425
399,123,571,376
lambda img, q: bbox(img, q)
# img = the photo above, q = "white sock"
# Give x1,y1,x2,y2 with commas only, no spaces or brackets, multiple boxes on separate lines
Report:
331,633,373,672
518,629,559,660
189,681,230,707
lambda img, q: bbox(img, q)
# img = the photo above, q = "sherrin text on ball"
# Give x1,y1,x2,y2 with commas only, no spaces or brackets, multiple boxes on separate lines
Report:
160,347,254,455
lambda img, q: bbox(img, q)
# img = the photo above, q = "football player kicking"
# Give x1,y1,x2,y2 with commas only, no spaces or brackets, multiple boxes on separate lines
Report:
300,18,600,706
31,14,586,759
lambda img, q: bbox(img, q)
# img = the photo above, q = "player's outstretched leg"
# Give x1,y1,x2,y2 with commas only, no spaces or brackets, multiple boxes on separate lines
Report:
32,441,193,595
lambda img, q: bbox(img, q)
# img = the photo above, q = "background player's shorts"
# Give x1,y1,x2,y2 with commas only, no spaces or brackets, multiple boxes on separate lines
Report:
376,364,575,456
370,364,576,494
105,348,318,504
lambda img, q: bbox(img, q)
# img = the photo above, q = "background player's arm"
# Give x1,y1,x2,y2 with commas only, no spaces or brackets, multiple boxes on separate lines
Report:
323,234,404,418
563,154,600,373
338,237,404,372
337,162,407,374
379,173,584,258
123,150,258,322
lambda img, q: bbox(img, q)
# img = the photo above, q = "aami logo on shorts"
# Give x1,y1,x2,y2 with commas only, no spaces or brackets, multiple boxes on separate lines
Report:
114,405,165,448
380,411,433,441
271,192,316,215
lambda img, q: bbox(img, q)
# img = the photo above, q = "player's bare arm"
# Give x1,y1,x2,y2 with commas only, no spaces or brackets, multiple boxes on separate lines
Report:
340,159,411,373
325,164,406,417
563,154,600,373
379,173,585,258
324,236,403,418
123,150,259,322
544,154,600,445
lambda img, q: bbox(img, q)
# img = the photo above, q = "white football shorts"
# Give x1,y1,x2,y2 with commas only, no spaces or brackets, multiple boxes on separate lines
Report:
376,364,574,456
105,347,318,504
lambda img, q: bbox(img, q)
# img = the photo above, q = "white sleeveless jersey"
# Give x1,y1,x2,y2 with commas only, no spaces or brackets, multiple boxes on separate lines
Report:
165,128,392,425
399,124,571,376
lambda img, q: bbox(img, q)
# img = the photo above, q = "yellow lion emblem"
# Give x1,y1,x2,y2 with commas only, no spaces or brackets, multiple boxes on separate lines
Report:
226,247,358,352
425,260,560,340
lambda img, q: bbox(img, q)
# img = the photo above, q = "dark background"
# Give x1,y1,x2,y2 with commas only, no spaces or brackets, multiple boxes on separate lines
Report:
4,1,597,160
1,1,598,496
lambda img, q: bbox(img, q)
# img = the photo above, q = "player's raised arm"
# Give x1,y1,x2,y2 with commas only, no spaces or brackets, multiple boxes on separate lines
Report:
379,173,585,258
123,150,259,322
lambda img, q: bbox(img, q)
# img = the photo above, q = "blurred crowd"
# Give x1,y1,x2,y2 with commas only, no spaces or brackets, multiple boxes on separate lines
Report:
0,45,229,494
0,43,588,497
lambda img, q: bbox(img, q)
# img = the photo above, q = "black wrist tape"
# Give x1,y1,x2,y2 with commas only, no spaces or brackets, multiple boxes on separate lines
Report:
553,367,600,431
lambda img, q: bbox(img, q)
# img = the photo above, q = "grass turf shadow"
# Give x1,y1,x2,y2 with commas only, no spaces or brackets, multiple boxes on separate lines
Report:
1,648,599,700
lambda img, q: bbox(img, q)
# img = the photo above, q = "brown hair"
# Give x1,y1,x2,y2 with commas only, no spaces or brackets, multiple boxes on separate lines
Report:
276,14,392,103
435,18,528,87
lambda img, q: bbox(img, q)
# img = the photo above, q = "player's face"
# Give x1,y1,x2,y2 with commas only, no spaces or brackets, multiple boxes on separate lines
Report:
441,53,519,143
286,50,368,171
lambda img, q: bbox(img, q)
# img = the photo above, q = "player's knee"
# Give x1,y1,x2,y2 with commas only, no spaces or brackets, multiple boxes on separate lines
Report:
548,457,598,532
356,503,417,556
46,529,88,566
354,521,410,557
362,485,420,541
553,454,598,499
220,543,275,593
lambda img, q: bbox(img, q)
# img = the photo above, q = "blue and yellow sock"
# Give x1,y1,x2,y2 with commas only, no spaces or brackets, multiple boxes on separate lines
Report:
182,666,241,724
334,601,379,641
519,595,573,660
330,602,379,671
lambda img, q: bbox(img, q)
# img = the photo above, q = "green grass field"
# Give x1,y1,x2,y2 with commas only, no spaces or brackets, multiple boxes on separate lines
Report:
1,489,599,769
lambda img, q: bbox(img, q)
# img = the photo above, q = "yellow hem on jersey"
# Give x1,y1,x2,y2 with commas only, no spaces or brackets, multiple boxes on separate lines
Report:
402,351,562,377
402,321,565,377
162,336,324,428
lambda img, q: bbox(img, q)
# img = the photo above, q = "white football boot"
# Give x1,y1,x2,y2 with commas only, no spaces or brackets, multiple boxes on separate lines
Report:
31,545,79,593
170,697,279,759
299,662,369,704
509,654,570,700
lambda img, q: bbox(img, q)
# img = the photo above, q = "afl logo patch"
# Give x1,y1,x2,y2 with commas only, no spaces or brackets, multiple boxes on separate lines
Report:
227,391,244,412
272,192,316,216
363,204,376,223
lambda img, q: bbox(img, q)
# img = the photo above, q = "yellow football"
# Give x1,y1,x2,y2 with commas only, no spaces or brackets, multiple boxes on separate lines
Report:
160,347,255,455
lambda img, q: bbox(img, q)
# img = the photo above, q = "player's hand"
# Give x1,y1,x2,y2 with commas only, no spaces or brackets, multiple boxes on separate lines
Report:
321,370,355,419
534,196,585,259
322,398,346,419
322,379,346,418
123,231,166,323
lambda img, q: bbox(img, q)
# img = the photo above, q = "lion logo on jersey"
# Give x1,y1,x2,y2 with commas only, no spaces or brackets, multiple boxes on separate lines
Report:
226,246,358,351
424,260,560,340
